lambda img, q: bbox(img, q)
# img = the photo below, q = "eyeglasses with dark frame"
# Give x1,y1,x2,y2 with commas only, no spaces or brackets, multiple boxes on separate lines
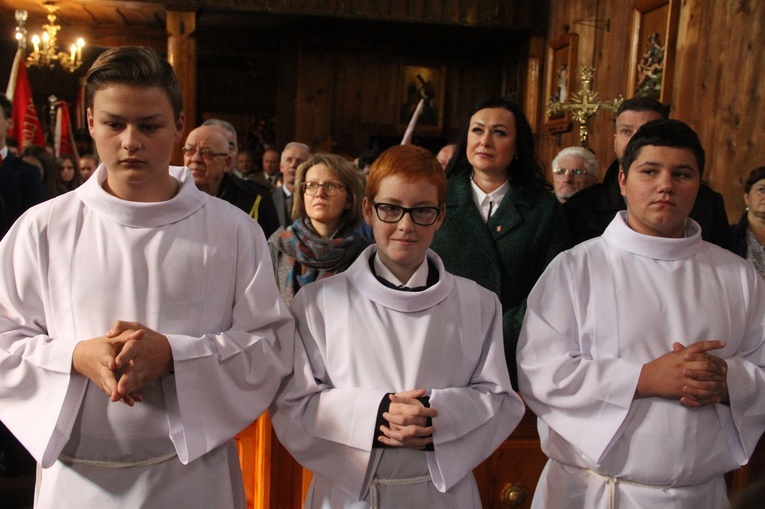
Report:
371,201,441,226
181,146,229,160
552,167,591,178
301,181,346,196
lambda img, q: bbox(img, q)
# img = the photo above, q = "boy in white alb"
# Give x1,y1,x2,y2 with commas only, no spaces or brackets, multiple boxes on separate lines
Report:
271,144,525,508
517,119,765,508
0,47,294,508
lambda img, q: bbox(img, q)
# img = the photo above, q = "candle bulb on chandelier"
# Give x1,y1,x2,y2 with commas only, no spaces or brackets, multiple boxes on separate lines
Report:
32,34,40,53
70,43,76,62
76,38,84,61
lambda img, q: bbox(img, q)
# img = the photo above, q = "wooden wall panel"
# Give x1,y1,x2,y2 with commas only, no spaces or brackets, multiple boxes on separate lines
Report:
536,0,609,177
293,45,517,157
540,0,765,222
673,0,765,221
295,48,337,151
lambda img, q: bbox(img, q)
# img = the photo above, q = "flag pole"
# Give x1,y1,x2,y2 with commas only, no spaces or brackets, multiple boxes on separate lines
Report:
400,98,425,145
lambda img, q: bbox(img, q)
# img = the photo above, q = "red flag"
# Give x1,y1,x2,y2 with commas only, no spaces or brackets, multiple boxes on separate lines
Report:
54,101,77,158
6,49,45,150
74,77,86,130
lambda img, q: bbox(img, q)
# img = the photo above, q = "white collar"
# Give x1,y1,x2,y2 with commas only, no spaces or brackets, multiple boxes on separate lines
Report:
603,211,703,260
345,245,453,312
373,253,429,288
470,177,509,222
77,164,208,228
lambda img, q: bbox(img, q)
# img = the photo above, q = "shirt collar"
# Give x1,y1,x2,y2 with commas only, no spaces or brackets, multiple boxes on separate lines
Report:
470,176,509,222
0,146,8,161
373,253,429,288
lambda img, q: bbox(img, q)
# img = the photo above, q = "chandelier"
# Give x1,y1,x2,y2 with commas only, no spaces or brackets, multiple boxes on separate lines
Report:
14,2,86,73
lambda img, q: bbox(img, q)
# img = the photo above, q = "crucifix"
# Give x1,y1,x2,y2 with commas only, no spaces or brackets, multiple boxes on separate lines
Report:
547,67,623,148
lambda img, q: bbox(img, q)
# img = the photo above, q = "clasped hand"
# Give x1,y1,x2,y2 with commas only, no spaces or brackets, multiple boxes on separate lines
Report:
71,321,173,406
378,388,439,450
637,340,729,407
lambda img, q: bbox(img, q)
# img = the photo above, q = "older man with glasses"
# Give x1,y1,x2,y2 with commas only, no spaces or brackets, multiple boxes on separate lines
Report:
551,146,600,203
183,125,279,238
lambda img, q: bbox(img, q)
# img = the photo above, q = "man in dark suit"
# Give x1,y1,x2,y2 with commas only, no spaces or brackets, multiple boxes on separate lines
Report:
564,97,732,250
183,124,280,238
272,141,310,228
0,93,45,239
0,92,43,507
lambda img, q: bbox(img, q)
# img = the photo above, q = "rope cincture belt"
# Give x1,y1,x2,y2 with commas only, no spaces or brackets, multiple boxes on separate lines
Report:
368,474,430,509
58,451,178,469
585,468,669,509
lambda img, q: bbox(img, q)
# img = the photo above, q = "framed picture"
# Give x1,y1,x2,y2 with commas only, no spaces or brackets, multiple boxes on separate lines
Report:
397,63,446,136
544,33,578,134
627,0,681,104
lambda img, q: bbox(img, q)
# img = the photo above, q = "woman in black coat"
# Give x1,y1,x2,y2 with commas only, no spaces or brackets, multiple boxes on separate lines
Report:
430,97,571,387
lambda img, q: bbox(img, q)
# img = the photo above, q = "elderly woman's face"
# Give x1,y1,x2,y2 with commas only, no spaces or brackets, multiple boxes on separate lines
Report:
466,107,517,178
745,180,765,216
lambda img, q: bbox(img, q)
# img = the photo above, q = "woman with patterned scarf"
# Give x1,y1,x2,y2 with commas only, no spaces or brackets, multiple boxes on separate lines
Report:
268,153,371,303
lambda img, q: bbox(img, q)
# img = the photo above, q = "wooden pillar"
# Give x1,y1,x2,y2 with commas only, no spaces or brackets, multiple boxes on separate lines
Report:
166,10,197,166
524,36,546,134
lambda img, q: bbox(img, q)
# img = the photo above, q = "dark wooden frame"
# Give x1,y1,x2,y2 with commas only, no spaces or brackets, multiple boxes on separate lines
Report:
627,0,681,104
544,32,578,134
396,63,446,136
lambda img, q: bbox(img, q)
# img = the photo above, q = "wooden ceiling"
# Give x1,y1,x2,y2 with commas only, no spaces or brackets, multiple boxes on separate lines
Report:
0,1,547,56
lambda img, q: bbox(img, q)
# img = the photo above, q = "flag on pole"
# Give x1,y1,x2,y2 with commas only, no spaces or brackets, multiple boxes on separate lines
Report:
54,101,77,158
6,49,45,150
74,77,87,130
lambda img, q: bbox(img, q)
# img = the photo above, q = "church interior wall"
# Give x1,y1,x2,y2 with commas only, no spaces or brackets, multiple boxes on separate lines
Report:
537,0,765,222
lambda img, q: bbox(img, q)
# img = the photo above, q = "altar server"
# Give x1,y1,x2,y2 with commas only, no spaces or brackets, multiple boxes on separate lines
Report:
517,119,765,508
272,144,524,508
0,46,294,508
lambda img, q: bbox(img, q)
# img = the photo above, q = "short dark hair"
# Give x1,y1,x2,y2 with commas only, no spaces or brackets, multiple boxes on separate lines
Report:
447,97,548,193
616,97,669,121
745,166,765,193
0,93,12,121
86,47,183,120
622,119,705,177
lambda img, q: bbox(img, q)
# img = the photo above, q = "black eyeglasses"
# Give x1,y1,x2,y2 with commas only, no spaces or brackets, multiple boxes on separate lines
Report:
181,147,229,160
302,181,346,196
371,201,440,226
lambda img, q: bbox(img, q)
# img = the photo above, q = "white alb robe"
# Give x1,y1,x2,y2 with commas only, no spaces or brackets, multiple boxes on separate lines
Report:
517,212,765,509
271,245,525,508
0,166,295,508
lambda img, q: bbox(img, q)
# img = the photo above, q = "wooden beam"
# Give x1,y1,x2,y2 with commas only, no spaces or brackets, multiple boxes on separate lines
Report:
166,9,197,164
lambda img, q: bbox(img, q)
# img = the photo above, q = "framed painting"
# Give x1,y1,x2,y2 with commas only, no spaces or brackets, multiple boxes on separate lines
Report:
627,0,681,104
397,63,446,136
544,32,578,134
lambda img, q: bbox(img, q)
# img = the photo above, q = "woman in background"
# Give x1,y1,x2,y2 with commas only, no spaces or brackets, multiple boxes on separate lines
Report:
268,153,370,303
732,166,765,279
20,145,58,199
56,154,82,193
430,97,571,387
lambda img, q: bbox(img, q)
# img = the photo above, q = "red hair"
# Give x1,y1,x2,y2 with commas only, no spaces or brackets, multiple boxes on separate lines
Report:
366,145,446,210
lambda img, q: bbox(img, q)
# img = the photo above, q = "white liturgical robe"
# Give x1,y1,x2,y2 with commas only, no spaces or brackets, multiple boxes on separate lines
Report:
517,212,765,509
0,166,294,508
271,246,524,509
